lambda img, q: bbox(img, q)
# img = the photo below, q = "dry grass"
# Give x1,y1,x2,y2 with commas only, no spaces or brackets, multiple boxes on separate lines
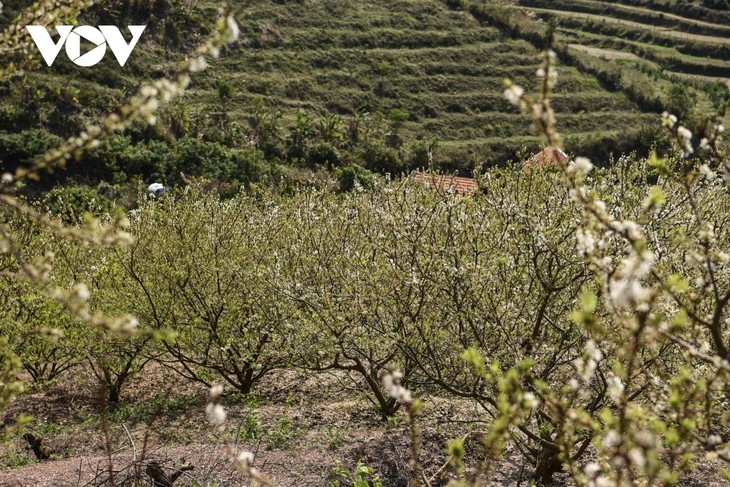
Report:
527,7,730,44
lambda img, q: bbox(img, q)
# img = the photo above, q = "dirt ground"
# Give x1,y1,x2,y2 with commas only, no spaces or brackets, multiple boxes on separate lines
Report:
0,365,726,486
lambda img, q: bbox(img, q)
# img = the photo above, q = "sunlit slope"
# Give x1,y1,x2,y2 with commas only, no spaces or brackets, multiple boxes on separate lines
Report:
0,0,661,173
518,0,730,93
192,0,657,167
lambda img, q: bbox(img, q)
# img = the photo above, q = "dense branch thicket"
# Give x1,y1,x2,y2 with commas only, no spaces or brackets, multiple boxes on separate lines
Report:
4,142,730,483
2,0,730,485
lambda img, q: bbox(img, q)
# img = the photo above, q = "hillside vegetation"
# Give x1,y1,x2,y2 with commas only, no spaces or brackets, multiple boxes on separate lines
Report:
3,1,730,486
0,0,665,193
516,0,730,118
197,0,659,168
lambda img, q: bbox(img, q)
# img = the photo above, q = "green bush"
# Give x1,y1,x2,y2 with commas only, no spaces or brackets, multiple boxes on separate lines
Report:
81,135,169,183
229,147,268,185
407,141,435,169
359,142,404,174
308,142,342,169
0,129,64,170
217,80,234,100
42,184,114,222
335,164,374,191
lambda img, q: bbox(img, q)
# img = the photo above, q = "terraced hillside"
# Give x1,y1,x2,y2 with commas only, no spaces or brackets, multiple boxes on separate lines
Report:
194,0,661,168
517,0,730,115
1,0,663,186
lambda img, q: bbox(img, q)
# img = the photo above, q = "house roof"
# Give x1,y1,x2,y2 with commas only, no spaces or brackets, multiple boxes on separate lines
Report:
522,147,569,171
412,171,479,196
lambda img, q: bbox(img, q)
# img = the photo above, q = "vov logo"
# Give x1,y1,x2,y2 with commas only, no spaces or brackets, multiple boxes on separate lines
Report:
26,25,146,67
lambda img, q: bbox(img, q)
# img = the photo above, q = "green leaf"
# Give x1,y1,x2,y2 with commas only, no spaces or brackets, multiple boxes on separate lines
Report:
645,186,666,209
666,274,690,295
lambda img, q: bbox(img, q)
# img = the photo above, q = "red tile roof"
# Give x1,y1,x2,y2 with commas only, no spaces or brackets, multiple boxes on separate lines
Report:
412,171,479,196
522,147,569,171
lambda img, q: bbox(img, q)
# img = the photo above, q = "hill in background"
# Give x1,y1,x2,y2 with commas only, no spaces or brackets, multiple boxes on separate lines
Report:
516,0,730,120
1,0,727,194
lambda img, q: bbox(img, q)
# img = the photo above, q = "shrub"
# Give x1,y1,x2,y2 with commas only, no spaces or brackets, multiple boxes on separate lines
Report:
1,286,81,384
78,135,169,183
229,147,268,185
406,141,435,169
335,164,374,191
216,80,234,100
308,142,342,169
0,129,64,171
42,184,114,222
359,141,404,175
117,189,292,394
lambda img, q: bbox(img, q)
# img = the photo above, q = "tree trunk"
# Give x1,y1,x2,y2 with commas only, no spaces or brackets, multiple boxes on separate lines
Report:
533,446,562,485
107,382,122,408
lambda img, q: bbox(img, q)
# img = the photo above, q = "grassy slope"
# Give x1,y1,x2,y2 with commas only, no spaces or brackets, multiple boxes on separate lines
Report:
517,0,730,106
1,0,665,176
189,0,662,167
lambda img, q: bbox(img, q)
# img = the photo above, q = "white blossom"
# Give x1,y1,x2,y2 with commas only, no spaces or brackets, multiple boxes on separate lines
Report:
503,84,524,106
608,278,648,309
586,340,602,362
522,392,540,409
708,435,723,446
677,125,694,156
627,448,646,468
382,370,412,404
624,249,654,277
594,476,616,487
71,283,90,302
615,220,643,240
114,315,139,334
576,228,596,255
225,16,240,42
584,462,601,479
236,451,255,468
209,384,224,399
205,402,226,425
573,157,593,176
700,164,717,180
603,430,621,448
577,340,602,384
189,55,208,72
140,85,158,98
607,375,625,404
662,111,678,129
633,430,655,448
